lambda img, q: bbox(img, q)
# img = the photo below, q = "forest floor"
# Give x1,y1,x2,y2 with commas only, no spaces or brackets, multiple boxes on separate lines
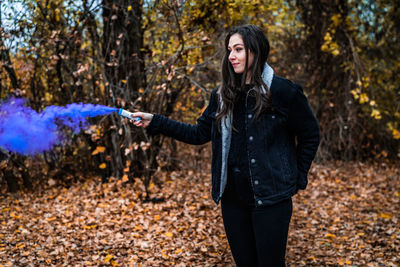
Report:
0,160,399,266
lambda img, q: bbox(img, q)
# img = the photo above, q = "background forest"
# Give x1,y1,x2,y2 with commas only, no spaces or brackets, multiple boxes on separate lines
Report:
1,0,399,191
0,0,399,266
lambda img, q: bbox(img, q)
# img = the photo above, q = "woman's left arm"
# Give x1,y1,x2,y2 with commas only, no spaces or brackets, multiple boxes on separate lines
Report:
288,84,320,190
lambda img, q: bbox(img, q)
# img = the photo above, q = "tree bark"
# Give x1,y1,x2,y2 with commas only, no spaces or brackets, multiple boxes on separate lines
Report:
0,7,20,92
102,0,147,178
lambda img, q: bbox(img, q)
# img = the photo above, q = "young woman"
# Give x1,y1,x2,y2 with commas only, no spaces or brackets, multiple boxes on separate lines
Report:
130,25,320,266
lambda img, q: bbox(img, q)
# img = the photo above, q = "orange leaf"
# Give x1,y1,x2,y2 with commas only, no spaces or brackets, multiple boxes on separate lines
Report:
47,217,57,222
379,213,392,219
104,254,113,262
325,233,336,238
149,182,154,190
92,146,106,155
164,232,173,237
16,243,25,249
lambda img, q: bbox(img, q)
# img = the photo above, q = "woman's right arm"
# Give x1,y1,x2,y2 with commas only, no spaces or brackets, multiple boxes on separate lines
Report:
130,89,217,145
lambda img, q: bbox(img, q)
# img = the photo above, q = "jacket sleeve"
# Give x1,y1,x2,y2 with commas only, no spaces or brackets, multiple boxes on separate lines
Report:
288,84,320,190
146,90,217,145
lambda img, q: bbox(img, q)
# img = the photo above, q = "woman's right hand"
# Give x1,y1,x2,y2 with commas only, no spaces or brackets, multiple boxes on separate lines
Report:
130,112,154,128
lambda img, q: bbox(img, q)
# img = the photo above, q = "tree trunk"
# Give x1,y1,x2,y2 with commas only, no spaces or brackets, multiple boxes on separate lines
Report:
296,0,361,160
4,168,18,193
102,0,148,178
0,7,20,92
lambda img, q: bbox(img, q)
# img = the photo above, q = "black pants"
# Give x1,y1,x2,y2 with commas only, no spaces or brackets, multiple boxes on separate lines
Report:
221,198,293,267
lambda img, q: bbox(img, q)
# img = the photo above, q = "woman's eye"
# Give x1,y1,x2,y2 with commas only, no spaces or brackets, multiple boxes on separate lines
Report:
236,48,242,52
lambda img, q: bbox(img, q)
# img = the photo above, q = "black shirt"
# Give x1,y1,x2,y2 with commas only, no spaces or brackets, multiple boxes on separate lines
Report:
223,85,255,205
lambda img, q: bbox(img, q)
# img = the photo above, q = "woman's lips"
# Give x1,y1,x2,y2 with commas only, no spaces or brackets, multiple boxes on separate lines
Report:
231,62,239,67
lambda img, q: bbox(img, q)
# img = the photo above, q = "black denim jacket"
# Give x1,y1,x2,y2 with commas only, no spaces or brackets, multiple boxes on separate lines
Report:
147,75,320,206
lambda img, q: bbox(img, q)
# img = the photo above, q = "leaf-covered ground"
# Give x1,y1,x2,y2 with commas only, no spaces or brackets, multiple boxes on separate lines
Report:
0,161,399,266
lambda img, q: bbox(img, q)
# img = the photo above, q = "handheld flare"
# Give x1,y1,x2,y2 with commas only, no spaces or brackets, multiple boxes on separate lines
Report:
118,108,141,121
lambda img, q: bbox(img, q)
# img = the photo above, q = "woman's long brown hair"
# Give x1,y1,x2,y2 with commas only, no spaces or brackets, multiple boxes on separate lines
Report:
217,25,271,128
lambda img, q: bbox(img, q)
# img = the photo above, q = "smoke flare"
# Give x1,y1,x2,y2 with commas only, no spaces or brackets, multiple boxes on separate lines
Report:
0,98,117,156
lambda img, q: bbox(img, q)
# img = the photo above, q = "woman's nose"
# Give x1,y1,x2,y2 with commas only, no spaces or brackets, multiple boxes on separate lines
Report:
228,51,235,61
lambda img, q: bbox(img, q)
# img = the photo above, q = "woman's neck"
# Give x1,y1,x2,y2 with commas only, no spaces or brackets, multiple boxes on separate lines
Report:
246,69,252,84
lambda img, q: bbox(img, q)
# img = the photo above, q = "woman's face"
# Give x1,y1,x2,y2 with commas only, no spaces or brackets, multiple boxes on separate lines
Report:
228,33,254,76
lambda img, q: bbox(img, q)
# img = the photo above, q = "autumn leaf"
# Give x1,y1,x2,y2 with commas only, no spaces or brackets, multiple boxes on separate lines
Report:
122,175,129,182
16,243,25,249
148,182,154,190
104,254,113,263
379,213,392,219
92,146,106,155
164,232,173,237
325,233,336,238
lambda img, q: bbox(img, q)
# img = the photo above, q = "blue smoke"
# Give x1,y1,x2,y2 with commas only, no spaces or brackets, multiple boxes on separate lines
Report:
0,98,117,156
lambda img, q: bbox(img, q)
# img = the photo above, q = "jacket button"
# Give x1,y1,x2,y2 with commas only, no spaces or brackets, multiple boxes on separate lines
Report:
251,159,256,164
257,200,262,205
254,180,259,185
248,114,253,119
249,136,254,141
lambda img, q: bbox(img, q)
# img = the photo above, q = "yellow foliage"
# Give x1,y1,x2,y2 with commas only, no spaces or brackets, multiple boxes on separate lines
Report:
321,44,329,52
331,14,341,27
359,93,369,104
321,32,340,56
350,89,359,99
99,163,107,169
331,49,340,56
323,32,332,41
45,92,53,102
370,109,382,120
392,129,400,139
